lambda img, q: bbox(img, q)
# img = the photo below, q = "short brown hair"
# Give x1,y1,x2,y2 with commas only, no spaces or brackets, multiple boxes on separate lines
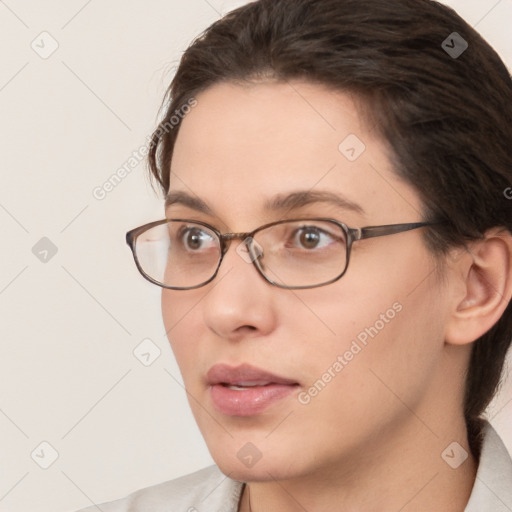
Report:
148,0,512,451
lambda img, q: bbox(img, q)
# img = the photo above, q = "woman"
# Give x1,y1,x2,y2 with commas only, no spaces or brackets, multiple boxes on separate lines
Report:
78,0,512,510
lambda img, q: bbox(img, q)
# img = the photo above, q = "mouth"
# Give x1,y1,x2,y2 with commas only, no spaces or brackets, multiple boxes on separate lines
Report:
206,363,300,416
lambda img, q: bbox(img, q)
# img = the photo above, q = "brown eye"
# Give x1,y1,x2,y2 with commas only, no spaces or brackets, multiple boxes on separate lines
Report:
299,228,321,249
178,226,216,251
185,228,202,250
291,226,335,250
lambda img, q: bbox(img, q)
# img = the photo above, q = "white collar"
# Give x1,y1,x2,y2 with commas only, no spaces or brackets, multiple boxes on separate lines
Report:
463,421,512,511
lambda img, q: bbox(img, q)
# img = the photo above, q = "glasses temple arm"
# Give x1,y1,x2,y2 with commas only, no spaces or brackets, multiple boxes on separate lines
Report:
353,222,434,241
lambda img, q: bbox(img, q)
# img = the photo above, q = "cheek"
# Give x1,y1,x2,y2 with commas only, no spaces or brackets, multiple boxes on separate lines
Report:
161,289,204,375
289,245,446,412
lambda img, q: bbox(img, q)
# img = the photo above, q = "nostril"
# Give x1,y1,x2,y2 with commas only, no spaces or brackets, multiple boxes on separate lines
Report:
237,325,257,332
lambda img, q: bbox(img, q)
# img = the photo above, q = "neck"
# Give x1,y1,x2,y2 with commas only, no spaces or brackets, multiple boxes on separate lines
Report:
239,415,477,512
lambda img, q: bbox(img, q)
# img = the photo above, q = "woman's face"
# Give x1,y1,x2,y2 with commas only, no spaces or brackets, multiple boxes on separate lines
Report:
162,81,452,482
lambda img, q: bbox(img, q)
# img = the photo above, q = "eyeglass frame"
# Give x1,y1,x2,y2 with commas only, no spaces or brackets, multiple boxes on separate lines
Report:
126,217,435,290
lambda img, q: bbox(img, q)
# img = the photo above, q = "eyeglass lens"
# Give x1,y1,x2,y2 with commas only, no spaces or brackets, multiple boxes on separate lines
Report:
134,220,348,289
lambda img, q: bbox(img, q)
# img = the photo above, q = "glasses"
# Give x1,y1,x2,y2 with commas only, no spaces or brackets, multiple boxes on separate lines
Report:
126,218,434,290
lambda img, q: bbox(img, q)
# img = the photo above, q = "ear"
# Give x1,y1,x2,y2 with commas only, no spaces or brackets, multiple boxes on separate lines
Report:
445,228,512,346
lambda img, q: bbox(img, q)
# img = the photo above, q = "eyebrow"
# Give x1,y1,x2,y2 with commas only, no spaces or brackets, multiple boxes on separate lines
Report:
165,189,365,216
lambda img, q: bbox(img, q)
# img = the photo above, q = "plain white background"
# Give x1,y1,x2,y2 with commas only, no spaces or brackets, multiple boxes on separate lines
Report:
0,1,511,511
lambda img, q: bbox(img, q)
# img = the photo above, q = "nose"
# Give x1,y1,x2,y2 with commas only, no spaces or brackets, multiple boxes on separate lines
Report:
201,238,278,341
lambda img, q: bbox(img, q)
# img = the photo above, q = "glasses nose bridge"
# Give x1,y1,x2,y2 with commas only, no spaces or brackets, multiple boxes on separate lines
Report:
219,231,254,252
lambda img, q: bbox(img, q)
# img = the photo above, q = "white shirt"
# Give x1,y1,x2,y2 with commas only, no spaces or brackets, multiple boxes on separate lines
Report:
75,422,512,511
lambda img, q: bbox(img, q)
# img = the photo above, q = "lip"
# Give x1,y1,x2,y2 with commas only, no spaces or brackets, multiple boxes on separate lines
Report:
206,363,299,416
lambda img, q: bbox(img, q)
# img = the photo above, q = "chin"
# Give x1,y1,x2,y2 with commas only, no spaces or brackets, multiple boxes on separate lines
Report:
208,441,309,483
214,458,296,483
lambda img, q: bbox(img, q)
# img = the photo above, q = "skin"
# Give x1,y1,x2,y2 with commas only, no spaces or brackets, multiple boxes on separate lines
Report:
161,81,512,511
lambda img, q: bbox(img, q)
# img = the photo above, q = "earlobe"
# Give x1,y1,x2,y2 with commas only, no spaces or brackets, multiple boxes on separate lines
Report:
445,230,512,346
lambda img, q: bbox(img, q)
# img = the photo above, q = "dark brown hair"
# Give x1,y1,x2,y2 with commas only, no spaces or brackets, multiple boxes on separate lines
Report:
148,0,512,452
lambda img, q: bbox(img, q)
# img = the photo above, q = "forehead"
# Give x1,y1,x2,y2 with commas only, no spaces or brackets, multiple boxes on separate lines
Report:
168,81,423,226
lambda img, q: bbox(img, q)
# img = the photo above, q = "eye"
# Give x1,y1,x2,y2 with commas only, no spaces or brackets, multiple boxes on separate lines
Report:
290,225,338,250
177,225,216,251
